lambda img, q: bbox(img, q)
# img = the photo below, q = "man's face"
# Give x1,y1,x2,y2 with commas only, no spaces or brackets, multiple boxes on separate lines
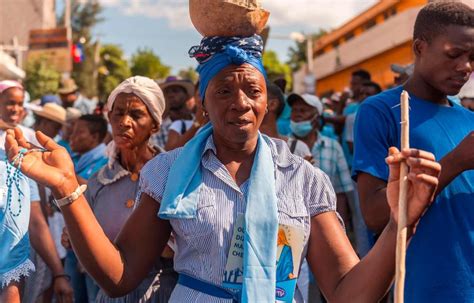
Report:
164,85,189,111
60,92,78,108
417,25,474,96
69,120,99,154
34,117,63,138
350,75,365,100
290,98,318,123
359,85,380,102
0,87,25,125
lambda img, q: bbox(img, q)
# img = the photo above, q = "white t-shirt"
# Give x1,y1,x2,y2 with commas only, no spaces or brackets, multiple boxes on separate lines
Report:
286,138,311,158
0,124,39,149
168,119,193,135
345,113,356,143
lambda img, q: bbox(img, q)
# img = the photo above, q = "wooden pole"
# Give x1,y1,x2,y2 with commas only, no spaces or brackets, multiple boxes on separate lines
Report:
395,90,410,303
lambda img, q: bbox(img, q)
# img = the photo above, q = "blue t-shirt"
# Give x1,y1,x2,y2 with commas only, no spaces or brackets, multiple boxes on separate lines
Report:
353,86,474,302
277,97,292,137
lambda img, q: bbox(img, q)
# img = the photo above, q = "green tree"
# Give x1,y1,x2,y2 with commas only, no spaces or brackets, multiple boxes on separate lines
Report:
286,29,327,73
98,44,131,102
262,50,292,91
59,0,103,97
24,57,61,100
130,48,170,80
178,66,198,83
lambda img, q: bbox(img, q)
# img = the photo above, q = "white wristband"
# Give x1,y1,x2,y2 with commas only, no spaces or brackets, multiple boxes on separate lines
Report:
54,184,87,207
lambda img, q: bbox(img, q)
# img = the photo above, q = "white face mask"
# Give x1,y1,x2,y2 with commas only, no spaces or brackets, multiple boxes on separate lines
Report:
290,114,318,137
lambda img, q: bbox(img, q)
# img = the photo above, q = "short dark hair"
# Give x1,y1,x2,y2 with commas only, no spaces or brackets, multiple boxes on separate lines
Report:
363,81,382,94
273,78,287,93
352,69,371,81
266,83,285,117
414,1,473,43
78,114,108,142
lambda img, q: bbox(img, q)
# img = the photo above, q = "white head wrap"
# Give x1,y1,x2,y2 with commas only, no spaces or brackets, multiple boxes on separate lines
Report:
105,76,165,125
104,76,165,168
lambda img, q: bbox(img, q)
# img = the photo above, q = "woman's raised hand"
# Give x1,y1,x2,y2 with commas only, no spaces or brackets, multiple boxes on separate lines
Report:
5,128,78,197
385,147,441,229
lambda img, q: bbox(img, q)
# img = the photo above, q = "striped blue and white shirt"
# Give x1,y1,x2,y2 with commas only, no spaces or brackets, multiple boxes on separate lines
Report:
139,136,337,303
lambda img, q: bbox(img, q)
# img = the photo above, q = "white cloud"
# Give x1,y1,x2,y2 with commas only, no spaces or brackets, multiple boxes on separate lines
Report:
98,0,378,32
99,0,191,29
264,0,378,30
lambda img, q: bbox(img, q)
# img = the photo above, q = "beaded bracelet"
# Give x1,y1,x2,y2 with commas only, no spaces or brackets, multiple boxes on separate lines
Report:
5,147,46,217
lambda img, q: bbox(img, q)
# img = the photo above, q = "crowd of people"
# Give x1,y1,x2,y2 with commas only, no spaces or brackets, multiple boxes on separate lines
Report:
0,1,472,303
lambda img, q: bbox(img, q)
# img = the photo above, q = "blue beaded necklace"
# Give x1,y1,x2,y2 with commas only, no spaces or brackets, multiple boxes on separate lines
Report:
4,148,45,217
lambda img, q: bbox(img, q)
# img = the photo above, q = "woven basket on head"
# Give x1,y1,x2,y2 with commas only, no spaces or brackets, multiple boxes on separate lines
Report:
189,0,270,37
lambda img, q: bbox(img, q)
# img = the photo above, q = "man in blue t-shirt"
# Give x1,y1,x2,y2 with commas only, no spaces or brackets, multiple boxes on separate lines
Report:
353,2,473,302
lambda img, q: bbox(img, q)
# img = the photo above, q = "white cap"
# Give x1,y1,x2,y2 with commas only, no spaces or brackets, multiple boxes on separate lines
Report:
287,93,323,115
391,63,414,76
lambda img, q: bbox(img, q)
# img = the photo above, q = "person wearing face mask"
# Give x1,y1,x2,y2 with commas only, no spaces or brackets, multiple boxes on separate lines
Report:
289,93,357,301
289,93,354,230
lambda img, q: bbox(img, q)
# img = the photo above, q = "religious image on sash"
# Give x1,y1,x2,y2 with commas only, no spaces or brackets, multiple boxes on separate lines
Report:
223,214,305,302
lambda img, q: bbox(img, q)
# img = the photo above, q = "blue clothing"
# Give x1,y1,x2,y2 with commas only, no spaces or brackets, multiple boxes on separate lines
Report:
342,102,360,167
277,99,292,137
68,143,106,300
276,245,294,282
321,113,338,140
138,136,336,303
64,251,89,302
353,86,474,302
57,139,81,166
75,143,107,180
158,123,278,303
0,150,36,288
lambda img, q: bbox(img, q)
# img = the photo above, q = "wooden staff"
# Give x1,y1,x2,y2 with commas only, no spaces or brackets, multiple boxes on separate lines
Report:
395,90,410,303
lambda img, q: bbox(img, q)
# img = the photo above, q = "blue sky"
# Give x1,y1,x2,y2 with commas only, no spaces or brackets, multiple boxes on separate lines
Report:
67,0,378,74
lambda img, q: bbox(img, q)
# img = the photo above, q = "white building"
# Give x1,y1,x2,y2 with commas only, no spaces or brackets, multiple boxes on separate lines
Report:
0,50,25,80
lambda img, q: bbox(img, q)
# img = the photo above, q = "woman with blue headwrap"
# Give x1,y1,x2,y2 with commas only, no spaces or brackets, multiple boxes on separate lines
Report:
5,33,440,303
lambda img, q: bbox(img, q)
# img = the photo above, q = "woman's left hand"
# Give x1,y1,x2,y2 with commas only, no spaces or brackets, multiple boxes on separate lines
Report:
386,147,441,229
53,277,74,303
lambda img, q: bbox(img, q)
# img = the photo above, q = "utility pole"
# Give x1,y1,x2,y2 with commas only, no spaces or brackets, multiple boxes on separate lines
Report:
65,0,72,41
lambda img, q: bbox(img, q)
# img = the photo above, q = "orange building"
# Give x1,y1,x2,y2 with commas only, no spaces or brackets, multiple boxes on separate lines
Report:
310,0,428,95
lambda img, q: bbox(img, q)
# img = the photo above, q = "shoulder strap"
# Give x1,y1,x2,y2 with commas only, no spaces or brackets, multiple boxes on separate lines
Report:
290,139,298,153
181,120,186,134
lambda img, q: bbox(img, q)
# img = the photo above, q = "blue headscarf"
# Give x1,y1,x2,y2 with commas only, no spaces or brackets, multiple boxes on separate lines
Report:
189,35,267,100
160,35,278,303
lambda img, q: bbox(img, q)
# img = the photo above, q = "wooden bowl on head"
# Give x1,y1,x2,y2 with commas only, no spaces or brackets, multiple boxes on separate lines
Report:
189,0,270,37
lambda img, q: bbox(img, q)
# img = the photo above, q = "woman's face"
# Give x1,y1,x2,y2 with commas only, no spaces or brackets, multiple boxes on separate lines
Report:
204,64,267,144
108,93,159,149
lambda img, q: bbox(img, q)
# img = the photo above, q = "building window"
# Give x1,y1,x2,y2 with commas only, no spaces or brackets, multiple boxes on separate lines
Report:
315,49,324,57
364,19,376,30
344,32,354,42
332,41,339,48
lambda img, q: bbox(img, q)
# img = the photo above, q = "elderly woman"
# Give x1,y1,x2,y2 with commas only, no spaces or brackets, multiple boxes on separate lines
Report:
5,35,440,302
61,76,177,302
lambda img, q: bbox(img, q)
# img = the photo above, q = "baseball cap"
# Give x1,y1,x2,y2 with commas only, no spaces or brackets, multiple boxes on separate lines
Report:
391,63,414,76
287,93,323,115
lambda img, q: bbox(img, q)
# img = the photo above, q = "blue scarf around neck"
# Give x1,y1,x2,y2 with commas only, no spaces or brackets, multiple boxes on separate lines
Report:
160,123,278,302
